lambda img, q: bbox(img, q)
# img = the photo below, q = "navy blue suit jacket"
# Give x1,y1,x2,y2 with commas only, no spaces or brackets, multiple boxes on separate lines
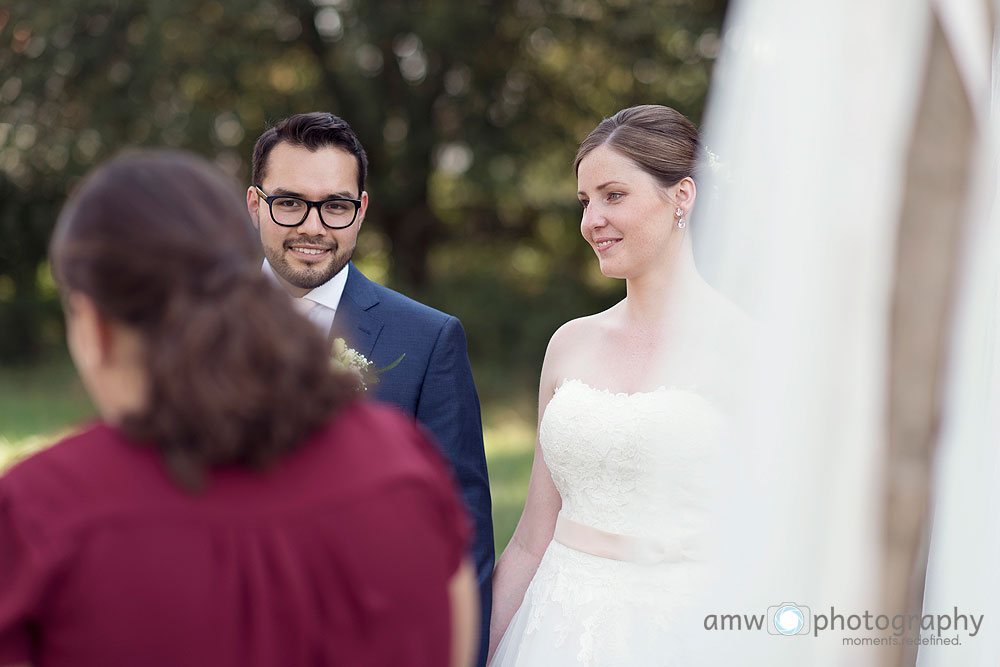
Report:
333,263,494,665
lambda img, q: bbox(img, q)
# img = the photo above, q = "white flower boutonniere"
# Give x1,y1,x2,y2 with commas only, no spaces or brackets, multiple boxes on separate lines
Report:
331,338,404,392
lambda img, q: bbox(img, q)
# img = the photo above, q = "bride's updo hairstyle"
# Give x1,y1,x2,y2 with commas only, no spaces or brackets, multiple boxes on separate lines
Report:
574,104,701,189
50,150,355,488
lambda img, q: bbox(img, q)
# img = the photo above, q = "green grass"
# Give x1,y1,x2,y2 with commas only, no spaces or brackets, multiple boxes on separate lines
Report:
482,407,535,557
0,355,535,557
0,355,95,470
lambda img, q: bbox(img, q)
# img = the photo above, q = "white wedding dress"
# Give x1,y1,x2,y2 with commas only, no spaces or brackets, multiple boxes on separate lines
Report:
491,378,727,666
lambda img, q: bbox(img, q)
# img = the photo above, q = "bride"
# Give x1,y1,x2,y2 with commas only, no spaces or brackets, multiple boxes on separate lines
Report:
488,105,747,665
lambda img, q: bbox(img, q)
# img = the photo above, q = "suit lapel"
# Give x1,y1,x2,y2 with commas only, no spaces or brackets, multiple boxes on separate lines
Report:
330,263,383,360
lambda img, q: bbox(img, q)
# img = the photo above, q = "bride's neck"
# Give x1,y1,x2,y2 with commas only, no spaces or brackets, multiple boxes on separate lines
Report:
623,237,703,327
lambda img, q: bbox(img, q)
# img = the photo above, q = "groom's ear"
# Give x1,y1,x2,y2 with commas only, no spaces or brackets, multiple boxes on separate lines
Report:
246,186,260,230
356,191,369,228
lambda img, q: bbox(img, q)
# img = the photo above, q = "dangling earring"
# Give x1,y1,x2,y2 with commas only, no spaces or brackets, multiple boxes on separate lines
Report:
675,207,686,229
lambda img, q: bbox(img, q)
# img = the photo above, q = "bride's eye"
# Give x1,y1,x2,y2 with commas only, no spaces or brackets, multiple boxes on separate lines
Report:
607,192,625,202
579,199,589,209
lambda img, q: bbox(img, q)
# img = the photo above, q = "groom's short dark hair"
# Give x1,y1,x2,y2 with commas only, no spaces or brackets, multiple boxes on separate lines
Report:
251,112,368,195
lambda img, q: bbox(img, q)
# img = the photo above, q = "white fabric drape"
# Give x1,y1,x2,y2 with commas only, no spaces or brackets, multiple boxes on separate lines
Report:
682,0,999,664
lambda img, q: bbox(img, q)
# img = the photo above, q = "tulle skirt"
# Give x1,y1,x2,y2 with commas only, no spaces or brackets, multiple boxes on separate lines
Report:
491,540,711,666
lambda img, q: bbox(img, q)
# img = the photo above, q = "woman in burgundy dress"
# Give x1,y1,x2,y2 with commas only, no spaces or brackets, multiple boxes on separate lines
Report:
0,151,478,667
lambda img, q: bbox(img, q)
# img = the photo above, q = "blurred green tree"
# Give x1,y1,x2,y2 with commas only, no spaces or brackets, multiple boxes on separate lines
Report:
0,0,726,366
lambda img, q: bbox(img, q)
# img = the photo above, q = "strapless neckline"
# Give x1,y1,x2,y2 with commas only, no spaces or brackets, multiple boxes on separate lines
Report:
556,377,706,400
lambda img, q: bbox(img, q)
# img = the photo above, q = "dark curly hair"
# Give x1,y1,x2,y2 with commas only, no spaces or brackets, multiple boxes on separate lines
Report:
50,150,356,488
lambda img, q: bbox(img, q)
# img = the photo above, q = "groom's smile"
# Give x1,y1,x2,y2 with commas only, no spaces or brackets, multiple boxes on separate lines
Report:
286,239,335,261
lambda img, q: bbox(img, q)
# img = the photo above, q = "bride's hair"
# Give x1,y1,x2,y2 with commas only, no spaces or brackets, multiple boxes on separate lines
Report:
574,105,702,188
50,150,356,489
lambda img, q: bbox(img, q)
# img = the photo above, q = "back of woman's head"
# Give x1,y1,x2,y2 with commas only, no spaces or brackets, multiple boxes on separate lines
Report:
50,150,354,487
575,105,701,188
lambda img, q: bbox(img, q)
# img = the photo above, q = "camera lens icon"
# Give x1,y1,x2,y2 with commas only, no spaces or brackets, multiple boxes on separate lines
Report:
767,602,811,636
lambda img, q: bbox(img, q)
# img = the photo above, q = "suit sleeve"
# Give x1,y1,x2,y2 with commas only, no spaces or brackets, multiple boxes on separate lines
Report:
414,316,494,667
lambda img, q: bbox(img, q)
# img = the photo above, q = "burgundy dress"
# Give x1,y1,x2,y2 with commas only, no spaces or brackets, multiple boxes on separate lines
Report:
0,401,470,667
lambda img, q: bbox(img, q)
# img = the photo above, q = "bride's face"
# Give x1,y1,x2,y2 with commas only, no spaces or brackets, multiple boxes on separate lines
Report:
577,144,678,280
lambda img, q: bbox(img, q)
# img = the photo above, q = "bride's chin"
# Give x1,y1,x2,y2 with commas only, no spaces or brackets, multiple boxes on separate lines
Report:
597,263,627,280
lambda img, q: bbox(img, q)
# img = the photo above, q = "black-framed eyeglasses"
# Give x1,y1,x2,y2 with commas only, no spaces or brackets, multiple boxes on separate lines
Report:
254,186,362,229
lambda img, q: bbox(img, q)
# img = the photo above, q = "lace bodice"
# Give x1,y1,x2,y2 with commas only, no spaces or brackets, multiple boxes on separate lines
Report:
540,379,726,545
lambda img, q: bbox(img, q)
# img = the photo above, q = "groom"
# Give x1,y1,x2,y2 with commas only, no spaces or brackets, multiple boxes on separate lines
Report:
246,112,494,663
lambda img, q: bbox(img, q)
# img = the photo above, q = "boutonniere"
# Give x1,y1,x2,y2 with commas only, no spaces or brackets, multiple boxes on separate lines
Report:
330,338,404,392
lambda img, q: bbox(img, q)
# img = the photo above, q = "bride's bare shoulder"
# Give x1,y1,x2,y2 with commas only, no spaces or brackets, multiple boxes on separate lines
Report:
541,303,620,386
548,303,620,352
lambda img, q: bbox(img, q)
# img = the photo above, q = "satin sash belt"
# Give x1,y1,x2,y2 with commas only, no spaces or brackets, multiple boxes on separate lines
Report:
553,513,684,565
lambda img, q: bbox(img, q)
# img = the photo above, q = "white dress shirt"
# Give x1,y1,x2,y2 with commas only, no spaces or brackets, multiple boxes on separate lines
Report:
262,259,348,336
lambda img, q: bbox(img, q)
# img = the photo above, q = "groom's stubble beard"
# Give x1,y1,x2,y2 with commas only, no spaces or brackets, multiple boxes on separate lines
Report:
256,210,356,290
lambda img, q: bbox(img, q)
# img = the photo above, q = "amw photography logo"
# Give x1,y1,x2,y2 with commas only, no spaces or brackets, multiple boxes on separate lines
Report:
704,604,984,647
701,602,808,635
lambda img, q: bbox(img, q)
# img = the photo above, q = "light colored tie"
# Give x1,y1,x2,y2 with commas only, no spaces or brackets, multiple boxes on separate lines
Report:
294,297,331,335
294,296,317,317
